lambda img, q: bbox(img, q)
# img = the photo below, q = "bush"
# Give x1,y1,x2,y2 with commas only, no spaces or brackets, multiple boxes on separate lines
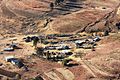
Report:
104,30,109,36
62,58,72,66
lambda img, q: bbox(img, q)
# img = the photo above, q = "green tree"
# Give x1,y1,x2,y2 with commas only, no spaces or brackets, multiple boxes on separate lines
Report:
62,58,72,67
50,2,54,11
33,37,39,49
104,30,109,36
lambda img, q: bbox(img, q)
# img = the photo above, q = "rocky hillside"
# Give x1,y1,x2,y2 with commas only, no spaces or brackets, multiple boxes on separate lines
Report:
0,0,120,35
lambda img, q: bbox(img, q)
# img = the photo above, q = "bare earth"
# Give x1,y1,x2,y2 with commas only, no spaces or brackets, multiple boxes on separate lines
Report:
0,0,120,80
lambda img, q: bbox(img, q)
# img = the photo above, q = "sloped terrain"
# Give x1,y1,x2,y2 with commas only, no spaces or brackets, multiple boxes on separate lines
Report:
0,33,120,80
0,0,120,35
0,0,120,80
83,33,120,78
47,0,120,33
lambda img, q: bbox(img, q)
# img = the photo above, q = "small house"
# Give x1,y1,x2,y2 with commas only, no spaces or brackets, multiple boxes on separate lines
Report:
4,47,14,51
5,56,24,68
93,36,101,42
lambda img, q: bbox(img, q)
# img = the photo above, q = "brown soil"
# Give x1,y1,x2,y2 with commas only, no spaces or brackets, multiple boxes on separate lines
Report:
0,0,120,80
0,0,120,35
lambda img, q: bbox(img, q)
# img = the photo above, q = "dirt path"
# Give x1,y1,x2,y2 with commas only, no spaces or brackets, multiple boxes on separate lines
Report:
84,60,116,77
44,70,62,80
56,68,75,80
44,68,75,80
69,56,117,78
1,0,16,17
71,57,97,77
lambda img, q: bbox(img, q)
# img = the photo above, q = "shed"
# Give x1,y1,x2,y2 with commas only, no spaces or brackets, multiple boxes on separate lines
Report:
4,47,14,51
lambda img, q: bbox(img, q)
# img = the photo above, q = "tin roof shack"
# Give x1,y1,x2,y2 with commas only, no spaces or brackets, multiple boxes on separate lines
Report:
3,43,22,52
86,36,101,46
44,51,65,61
61,50,73,56
38,35,46,40
9,43,22,49
56,45,71,50
45,46,58,50
49,41,59,45
43,50,73,61
75,40,86,44
46,34,57,39
82,44,93,49
74,40,86,48
74,39,96,49
23,36,41,43
5,56,27,71
11,59,24,68
23,36,32,42
42,40,49,45
42,39,60,45
87,38,95,45
4,47,14,51
93,36,101,42
44,44,71,50
55,34,73,37
5,56,14,62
